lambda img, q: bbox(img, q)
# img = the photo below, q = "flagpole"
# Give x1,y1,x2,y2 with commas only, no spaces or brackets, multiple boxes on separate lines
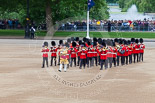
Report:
86,8,90,39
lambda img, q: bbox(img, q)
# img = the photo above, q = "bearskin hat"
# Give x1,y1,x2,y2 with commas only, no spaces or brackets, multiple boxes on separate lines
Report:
140,38,143,43
114,38,118,43
127,40,131,45
83,37,87,42
131,38,135,43
135,39,139,44
102,41,106,47
59,40,63,45
119,39,123,44
79,40,82,45
98,38,102,44
51,41,56,46
72,42,77,47
93,37,97,42
75,37,79,41
44,41,48,47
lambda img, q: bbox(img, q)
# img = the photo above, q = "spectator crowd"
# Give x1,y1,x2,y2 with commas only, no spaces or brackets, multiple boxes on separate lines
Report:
0,19,22,29
1,18,155,31
58,19,155,31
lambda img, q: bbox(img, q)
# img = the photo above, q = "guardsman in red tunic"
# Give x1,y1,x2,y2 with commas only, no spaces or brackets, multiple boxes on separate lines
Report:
80,46,87,69
115,38,121,66
41,42,49,68
128,40,133,64
124,40,129,65
50,41,57,66
112,42,117,67
92,42,98,67
87,47,93,68
70,42,77,67
100,42,108,70
133,39,139,63
120,42,126,66
139,38,145,62
106,40,113,68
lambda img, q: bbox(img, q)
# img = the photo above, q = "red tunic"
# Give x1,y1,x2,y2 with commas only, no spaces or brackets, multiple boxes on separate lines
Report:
70,48,77,58
87,50,93,57
107,47,113,58
92,49,98,57
112,47,117,58
100,50,107,60
42,48,49,57
133,44,139,54
50,47,57,57
124,46,129,56
80,51,87,59
128,44,133,55
139,44,145,53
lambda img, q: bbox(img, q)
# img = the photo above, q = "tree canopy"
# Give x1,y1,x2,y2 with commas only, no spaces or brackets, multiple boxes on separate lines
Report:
118,0,155,13
0,0,109,25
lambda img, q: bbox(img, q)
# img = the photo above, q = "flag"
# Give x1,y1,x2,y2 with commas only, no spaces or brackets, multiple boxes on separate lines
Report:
88,0,95,10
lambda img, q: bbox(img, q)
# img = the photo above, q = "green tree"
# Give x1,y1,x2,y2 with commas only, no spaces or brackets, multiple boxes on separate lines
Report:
0,0,109,35
118,0,155,13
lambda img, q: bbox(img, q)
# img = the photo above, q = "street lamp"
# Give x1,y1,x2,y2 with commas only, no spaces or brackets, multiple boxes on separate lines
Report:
25,0,30,38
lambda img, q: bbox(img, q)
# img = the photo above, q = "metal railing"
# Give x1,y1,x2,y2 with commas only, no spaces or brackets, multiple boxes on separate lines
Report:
57,25,155,32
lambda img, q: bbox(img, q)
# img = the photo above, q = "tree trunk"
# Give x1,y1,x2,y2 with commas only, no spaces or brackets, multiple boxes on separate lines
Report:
46,0,54,36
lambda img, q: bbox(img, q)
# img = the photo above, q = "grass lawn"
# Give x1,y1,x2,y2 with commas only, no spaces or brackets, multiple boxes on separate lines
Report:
0,29,155,38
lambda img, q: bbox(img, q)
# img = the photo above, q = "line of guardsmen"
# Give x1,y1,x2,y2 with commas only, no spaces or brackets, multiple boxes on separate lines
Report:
41,37,145,71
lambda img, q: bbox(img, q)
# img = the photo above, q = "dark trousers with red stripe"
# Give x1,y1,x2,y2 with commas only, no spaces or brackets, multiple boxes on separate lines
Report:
51,56,56,66
117,56,120,66
139,53,144,62
100,59,108,70
80,59,86,69
77,56,80,66
108,57,113,68
92,57,98,66
87,57,92,67
113,57,116,67
70,57,76,67
125,56,128,65
129,54,132,64
42,57,48,68
121,56,125,65
134,53,139,63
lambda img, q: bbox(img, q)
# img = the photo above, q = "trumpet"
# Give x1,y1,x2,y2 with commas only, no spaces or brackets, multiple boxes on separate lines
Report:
101,47,106,51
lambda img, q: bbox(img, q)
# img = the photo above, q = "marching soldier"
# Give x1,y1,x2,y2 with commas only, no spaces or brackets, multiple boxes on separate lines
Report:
128,40,133,64
124,40,129,65
139,38,145,62
112,42,117,67
106,40,113,68
41,42,49,68
133,39,139,63
70,42,77,67
100,42,108,70
79,44,87,69
77,40,82,66
92,42,98,67
50,41,57,66
115,39,121,66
